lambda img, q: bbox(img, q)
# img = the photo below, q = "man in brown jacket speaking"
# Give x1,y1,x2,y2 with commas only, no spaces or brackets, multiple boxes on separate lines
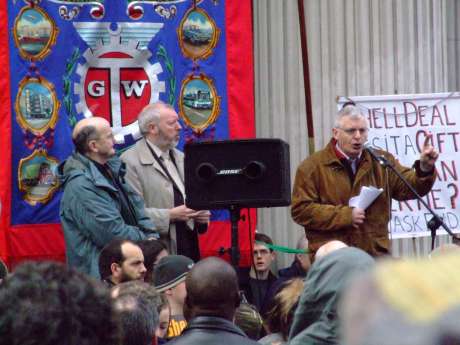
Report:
291,104,439,258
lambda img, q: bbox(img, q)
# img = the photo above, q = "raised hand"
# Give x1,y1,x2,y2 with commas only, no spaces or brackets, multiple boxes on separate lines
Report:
420,133,439,172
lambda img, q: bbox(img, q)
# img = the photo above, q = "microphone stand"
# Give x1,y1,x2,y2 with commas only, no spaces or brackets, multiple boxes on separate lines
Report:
218,205,241,268
374,155,457,251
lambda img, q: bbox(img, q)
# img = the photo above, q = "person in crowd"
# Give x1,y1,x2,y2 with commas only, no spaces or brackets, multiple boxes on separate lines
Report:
264,234,310,309
137,238,169,283
0,261,119,345
288,246,375,345
291,104,438,258
315,240,348,260
0,258,8,284
259,277,304,345
240,233,278,317
340,250,460,345
114,293,158,345
58,117,157,277
155,294,171,344
111,280,168,344
168,257,260,345
121,101,210,261
234,301,265,340
111,280,161,309
153,254,194,340
278,234,311,279
98,238,147,287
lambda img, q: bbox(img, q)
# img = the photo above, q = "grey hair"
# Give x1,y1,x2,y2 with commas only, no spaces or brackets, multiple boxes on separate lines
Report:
137,101,175,136
72,125,100,154
334,105,367,128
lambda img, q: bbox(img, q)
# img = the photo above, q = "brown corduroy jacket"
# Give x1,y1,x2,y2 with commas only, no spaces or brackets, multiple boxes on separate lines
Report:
291,140,436,257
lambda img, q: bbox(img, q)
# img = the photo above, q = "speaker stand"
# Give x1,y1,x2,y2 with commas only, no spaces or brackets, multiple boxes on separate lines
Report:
229,205,241,268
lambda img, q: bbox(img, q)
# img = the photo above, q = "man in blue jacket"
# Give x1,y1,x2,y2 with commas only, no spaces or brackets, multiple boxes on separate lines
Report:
58,117,158,277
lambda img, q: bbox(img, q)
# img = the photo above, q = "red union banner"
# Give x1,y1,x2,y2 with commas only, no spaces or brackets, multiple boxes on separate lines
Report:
0,1,255,268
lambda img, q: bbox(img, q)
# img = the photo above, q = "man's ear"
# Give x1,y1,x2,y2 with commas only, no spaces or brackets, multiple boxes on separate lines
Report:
332,127,339,141
151,123,160,135
110,262,121,277
88,139,98,153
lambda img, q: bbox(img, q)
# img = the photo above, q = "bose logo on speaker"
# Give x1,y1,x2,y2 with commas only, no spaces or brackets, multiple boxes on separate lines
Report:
217,169,242,175
185,139,291,209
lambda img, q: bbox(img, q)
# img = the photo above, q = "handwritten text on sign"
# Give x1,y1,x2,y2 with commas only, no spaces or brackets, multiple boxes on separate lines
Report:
339,93,460,239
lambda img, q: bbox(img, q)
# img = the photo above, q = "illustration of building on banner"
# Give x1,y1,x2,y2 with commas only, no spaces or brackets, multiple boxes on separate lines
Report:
18,150,59,206
24,89,52,119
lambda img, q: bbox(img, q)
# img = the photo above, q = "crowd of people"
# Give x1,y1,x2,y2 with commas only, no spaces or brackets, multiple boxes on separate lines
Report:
3,237,460,345
1,101,455,344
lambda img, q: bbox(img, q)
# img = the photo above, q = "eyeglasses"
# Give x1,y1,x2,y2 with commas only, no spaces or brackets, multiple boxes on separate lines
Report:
338,127,368,135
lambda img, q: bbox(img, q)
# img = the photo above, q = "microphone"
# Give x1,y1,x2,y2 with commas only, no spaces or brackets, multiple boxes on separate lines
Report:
364,143,385,165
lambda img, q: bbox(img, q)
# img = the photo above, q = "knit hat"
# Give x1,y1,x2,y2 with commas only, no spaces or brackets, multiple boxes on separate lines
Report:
153,255,194,293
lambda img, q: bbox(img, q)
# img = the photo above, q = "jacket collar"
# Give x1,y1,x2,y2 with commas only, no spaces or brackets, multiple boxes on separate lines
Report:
137,137,181,166
87,156,120,191
322,139,372,166
322,139,345,166
184,316,246,337
58,152,120,192
320,139,374,187
137,138,156,165
136,138,185,181
135,138,169,181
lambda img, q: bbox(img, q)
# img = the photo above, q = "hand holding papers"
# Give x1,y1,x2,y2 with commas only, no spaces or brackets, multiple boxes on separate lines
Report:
349,186,383,210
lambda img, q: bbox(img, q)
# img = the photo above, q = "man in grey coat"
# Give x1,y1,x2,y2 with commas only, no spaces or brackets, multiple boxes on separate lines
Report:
121,102,209,261
58,117,157,277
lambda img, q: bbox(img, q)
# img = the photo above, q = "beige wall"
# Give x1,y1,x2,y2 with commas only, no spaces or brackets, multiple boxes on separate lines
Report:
253,0,459,268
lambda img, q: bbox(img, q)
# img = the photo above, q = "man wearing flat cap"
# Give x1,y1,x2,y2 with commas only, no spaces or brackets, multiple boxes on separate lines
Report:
154,255,194,340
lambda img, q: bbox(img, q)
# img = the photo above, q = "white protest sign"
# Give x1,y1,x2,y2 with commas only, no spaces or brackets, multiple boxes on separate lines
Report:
338,92,460,239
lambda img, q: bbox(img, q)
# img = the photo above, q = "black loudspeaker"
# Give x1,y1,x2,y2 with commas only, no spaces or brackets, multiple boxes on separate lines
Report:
184,139,291,209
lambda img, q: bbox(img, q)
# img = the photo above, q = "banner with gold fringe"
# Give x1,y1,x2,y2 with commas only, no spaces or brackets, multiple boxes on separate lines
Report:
1,0,255,268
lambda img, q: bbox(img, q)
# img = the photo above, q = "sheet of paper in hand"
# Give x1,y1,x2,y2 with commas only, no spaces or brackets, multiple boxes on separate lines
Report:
349,186,383,210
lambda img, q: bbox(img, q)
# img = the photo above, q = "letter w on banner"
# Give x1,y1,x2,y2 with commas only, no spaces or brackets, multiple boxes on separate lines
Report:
0,0,255,268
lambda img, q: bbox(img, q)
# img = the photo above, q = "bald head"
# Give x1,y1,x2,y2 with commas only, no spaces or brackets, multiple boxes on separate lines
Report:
73,117,109,139
185,257,239,320
72,117,115,163
315,240,348,260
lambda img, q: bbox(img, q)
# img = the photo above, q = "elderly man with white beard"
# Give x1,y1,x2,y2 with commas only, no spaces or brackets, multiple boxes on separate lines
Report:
121,102,210,262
